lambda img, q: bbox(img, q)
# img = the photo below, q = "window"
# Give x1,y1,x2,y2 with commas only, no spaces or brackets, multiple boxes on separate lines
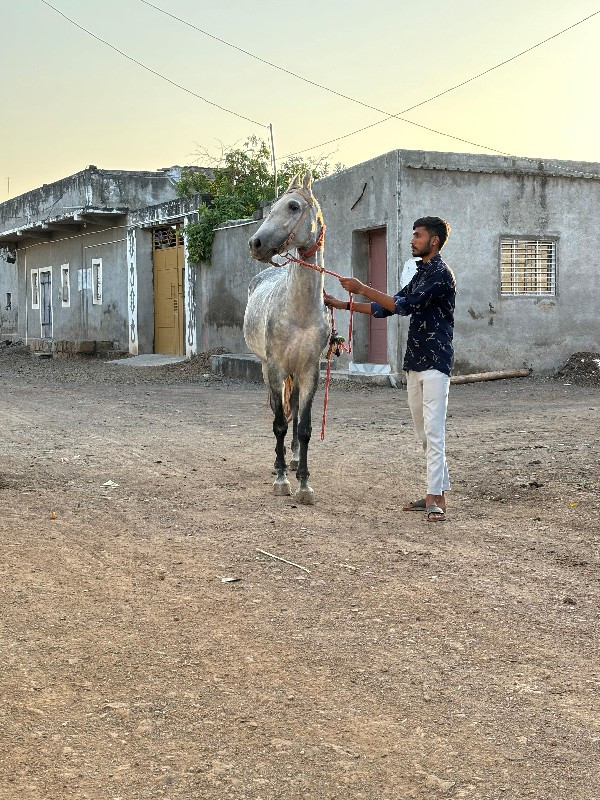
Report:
31,270,40,308
5,292,11,311
152,225,182,250
501,238,556,296
91,258,102,305
61,264,70,307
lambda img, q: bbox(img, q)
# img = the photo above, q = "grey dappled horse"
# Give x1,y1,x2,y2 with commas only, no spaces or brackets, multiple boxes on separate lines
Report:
244,170,330,505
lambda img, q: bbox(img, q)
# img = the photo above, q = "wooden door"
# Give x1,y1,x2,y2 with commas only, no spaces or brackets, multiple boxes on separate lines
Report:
153,228,184,355
368,229,387,364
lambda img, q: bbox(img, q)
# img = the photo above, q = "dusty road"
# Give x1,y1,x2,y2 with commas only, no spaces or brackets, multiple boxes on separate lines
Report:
0,346,598,800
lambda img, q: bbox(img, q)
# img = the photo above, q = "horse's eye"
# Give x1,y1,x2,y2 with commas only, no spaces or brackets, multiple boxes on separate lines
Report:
288,201,300,212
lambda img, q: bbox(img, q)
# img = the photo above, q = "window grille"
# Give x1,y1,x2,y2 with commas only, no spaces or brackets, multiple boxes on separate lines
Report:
152,225,182,250
500,238,556,296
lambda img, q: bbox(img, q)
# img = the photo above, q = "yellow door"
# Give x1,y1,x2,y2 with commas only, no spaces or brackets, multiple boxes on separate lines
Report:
153,239,184,355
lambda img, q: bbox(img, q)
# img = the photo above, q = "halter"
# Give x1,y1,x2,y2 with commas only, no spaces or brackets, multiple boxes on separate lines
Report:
277,185,323,256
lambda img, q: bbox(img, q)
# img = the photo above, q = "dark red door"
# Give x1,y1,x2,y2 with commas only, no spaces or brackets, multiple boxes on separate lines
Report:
368,229,387,363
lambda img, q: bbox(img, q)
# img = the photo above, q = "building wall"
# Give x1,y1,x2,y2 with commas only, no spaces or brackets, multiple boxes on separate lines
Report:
398,151,600,373
180,150,600,373
0,252,18,336
200,219,263,353
203,156,403,362
316,152,401,368
16,224,130,347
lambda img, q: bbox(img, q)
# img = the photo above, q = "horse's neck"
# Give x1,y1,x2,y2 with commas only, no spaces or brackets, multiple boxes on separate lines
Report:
285,249,324,314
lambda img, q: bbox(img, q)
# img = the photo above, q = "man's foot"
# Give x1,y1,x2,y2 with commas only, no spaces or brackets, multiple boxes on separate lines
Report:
426,504,446,522
425,493,446,521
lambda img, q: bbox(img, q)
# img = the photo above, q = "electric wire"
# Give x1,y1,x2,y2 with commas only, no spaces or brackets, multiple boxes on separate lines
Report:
138,0,599,157
39,0,267,128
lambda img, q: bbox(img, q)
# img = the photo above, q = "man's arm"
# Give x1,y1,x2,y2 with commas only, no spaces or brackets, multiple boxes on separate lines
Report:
337,278,396,313
323,291,372,314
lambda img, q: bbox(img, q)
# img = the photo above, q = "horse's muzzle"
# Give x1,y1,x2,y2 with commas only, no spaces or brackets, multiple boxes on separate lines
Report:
248,235,273,262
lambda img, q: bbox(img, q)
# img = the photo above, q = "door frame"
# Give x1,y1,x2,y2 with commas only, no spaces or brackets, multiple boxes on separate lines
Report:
152,225,185,355
367,227,388,364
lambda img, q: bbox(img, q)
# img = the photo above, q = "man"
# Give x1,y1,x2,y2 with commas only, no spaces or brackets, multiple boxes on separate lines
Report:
324,217,455,522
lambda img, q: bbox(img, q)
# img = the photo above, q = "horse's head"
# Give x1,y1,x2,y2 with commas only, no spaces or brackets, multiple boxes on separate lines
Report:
248,169,323,262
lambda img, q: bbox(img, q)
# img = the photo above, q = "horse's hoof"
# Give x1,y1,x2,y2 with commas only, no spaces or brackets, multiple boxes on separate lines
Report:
295,486,315,505
273,479,292,496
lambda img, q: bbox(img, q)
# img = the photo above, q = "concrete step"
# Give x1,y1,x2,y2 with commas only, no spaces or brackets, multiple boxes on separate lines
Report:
209,353,401,387
99,350,129,360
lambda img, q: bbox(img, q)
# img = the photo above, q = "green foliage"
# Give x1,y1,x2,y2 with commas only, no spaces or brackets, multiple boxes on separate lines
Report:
178,136,342,264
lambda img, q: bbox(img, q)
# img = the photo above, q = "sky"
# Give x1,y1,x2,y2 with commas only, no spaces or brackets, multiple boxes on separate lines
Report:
1,0,599,200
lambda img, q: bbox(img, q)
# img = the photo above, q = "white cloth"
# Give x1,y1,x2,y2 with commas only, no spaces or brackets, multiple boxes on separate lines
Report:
406,368,451,496
401,258,419,289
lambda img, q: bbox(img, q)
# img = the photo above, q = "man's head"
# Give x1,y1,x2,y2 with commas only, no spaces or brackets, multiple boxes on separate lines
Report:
411,217,450,261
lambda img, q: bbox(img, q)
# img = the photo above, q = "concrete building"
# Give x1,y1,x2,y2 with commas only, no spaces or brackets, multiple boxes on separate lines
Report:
208,149,600,377
1,150,598,374
0,165,208,356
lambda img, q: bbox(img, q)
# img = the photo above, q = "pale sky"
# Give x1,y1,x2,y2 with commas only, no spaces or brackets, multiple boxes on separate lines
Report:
1,0,599,200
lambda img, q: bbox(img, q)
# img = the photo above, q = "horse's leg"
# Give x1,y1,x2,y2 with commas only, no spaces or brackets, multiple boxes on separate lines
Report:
268,366,291,496
289,380,300,471
294,365,319,505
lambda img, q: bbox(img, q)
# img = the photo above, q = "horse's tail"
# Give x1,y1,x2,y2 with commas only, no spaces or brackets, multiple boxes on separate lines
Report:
283,375,293,422
267,375,294,422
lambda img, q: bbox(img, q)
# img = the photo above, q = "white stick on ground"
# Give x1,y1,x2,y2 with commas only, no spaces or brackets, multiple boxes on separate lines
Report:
256,549,311,574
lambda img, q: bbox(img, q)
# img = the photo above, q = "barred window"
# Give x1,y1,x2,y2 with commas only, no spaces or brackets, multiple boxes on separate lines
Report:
152,225,182,250
500,238,556,296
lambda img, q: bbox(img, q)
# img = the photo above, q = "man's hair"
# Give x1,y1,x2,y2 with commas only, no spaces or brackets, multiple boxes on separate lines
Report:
413,217,451,249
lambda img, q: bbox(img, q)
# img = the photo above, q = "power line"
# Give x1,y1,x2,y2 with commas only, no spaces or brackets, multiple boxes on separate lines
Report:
39,0,267,128
292,9,600,157
138,0,599,157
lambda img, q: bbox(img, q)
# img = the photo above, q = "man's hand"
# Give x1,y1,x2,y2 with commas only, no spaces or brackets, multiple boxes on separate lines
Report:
323,291,346,310
339,277,367,295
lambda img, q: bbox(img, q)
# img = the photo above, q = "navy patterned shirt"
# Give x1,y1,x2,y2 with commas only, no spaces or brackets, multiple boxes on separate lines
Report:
370,253,456,376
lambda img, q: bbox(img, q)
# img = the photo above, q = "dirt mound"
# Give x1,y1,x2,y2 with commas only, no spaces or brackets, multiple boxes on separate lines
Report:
555,351,600,387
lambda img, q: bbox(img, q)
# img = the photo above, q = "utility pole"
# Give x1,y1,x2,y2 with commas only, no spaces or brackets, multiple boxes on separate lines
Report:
268,124,277,199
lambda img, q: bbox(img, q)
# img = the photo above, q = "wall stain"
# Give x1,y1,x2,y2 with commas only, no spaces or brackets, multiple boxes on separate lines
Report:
468,307,484,320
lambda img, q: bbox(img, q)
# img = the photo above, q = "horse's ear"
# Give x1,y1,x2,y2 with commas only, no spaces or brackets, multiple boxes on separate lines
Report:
286,173,301,190
302,169,313,191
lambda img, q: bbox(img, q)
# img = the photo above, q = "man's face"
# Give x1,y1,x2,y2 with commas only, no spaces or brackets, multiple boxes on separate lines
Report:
411,226,437,259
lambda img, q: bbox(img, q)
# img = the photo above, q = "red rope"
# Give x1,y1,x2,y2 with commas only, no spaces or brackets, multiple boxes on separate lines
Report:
268,236,354,441
321,296,353,440
297,224,326,259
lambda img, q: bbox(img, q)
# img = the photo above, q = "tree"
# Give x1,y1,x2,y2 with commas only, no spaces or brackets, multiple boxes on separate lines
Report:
177,136,342,264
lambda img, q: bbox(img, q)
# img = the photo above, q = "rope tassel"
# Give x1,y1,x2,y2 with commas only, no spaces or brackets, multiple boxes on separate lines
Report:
321,294,353,440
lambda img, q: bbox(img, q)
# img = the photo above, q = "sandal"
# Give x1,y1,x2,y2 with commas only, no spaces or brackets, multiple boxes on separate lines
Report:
403,498,427,511
426,504,446,522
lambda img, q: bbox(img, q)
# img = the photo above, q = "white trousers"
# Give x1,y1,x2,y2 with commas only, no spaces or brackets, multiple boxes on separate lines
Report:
406,369,451,496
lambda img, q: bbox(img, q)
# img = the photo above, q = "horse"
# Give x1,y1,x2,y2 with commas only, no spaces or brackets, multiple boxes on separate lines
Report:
244,170,330,505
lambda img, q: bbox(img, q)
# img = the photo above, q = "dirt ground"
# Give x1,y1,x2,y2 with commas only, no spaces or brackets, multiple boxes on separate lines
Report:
0,345,598,800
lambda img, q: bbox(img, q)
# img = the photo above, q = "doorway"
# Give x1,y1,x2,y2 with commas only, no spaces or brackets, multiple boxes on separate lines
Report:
39,268,53,339
152,226,185,355
367,229,388,364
